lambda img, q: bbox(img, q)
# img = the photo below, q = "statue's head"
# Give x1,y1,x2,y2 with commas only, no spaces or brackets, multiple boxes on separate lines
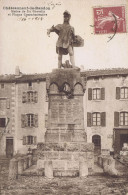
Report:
63,10,71,23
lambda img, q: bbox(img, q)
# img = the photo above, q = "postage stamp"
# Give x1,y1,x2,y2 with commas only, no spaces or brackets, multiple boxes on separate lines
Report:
93,6,126,34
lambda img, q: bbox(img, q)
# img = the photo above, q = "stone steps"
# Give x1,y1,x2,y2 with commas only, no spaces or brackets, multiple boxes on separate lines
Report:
21,163,103,177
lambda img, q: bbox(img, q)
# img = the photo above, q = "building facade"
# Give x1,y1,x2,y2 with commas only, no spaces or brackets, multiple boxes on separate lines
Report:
0,79,16,157
0,68,128,158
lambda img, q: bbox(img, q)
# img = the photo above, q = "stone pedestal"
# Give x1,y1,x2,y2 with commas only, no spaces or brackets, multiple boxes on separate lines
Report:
28,155,32,167
44,161,53,178
79,160,88,177
24,156,28,170
37,68,94,177
18,157,24,174
8,159,18,179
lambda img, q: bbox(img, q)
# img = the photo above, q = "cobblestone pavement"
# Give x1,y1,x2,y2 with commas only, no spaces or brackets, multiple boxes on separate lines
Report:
0,161,128,195
1,174,128,195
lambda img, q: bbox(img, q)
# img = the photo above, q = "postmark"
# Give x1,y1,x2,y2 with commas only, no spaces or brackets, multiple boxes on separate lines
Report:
93,6,126,35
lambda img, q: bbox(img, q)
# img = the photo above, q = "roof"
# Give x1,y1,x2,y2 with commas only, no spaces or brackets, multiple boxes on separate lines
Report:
0,68,128,83
81,68,128,78
0,73,47,83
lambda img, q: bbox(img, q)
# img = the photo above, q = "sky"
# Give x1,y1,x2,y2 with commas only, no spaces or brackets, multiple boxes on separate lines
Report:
0,0,128,75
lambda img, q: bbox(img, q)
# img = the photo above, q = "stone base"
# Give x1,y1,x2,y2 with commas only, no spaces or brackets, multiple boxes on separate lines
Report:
37,159,93,176
37,142,93,152
53,170,79,177
37,142,94,177
45,131,86,142
38,68,94,177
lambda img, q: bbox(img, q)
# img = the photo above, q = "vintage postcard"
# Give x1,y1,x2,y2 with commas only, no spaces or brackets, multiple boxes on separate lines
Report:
0,0,128,194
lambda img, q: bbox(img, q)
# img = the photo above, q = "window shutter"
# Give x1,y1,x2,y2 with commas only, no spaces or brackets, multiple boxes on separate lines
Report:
26,136,29,145
88,88,92,100
23,136,26,145
87,112,92,127
22,92,27,103
33,136,37,145
34,114,38,127
114,112,119,127
34,91,38,103
101,88,105,100
101,112,106,126
116,87,120,99
45,114,48,128
25,115,28,127
6,98,10,109
21,114,26,128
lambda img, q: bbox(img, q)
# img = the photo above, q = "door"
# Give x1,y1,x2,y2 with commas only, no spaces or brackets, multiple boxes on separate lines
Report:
92,135,101,162
120,134,128,150
6,138,13,158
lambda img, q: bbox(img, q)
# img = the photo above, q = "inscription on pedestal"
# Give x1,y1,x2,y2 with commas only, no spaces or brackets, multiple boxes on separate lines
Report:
49,96,84,128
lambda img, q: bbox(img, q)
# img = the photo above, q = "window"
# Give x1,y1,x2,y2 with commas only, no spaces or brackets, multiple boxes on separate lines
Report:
27,136,33,145
28,91,34,102
88,88,105,100
114,112,128,127
92,113,101,126
22,91,38,103
27,114,34,127
120,87,128,99
116,87,128,99
28,82,32,87
23,136,37,145
1,84,4,89
21,114,38,128
120,112,128,126
28,82,32,90
0,118,6,127
93,88,101,100
87,112,106,127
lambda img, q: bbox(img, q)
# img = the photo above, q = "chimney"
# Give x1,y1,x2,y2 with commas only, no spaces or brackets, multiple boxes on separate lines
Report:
15,66,20,76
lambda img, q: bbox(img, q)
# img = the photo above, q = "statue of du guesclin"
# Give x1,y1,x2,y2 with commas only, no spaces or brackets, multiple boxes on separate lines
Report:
47,10,84,69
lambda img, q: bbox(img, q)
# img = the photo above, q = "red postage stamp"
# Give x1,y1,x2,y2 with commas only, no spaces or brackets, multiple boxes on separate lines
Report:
93,6,126,34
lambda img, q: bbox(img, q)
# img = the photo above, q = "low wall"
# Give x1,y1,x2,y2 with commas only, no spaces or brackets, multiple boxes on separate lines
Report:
8,155,33,180
98,155,118,176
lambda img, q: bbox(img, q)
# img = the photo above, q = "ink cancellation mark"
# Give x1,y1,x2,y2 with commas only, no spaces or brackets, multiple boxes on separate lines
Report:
93,6,126,35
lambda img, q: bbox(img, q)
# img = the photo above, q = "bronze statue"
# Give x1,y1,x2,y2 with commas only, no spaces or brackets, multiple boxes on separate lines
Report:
47,10,84,69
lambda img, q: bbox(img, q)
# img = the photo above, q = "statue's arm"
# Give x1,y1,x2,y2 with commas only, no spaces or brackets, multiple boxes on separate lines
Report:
47,25,59,37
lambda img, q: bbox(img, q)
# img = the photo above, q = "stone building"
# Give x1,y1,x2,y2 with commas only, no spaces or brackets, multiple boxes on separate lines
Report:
0,78,15,157
0,67,128,158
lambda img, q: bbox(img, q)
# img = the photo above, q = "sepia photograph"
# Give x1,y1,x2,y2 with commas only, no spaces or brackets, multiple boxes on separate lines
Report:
0,0,128,194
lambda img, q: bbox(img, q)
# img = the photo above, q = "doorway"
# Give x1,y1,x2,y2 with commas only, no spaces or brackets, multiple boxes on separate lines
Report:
92,135,101,162
120,134,128,150
114,129,128,153
6,138,13,158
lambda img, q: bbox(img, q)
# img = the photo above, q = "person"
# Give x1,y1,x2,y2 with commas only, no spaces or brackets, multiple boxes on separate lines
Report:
47,10,75,68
